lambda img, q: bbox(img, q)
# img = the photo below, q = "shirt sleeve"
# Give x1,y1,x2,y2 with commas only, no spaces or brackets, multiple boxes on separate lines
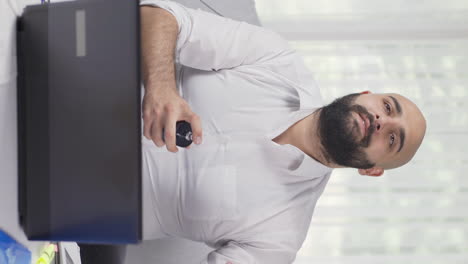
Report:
200,241,295,264
139,0,293,71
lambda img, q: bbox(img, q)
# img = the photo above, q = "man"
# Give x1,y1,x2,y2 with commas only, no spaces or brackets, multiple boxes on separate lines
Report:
139,0,427,263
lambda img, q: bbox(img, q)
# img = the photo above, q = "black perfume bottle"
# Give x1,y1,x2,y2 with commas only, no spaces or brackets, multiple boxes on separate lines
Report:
162,121,193,148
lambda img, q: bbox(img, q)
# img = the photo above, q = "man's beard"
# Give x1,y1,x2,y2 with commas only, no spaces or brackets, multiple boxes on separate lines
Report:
317,93,376,169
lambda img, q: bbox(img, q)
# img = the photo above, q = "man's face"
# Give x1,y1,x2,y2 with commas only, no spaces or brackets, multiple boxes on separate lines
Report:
318,92,426,170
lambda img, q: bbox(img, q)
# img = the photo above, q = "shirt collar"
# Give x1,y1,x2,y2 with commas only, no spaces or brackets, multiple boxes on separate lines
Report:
268,109,333,179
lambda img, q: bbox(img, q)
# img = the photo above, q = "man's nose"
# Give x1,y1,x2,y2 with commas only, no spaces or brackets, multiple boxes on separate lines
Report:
373,113,398,132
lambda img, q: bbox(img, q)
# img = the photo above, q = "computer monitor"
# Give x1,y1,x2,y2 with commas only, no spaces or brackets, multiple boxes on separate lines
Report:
17,0,141,244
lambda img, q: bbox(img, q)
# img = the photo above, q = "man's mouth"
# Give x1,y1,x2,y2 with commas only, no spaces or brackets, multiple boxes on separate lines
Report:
358,113,370,139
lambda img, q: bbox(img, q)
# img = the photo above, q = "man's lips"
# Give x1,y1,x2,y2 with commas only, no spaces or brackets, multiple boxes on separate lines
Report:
358,113,370,139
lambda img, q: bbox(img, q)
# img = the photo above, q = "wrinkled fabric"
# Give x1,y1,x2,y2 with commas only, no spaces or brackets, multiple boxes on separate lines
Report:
140,1,333,263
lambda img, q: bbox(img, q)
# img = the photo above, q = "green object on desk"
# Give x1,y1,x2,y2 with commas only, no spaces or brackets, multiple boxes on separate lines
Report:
36,244,56,264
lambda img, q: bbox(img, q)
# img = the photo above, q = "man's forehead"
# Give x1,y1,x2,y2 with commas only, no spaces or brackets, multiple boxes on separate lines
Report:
378,92,403,100
385,93,426,168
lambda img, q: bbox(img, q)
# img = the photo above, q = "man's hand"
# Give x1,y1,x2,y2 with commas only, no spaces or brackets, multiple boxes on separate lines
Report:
142,86,202,153
140,6,202,152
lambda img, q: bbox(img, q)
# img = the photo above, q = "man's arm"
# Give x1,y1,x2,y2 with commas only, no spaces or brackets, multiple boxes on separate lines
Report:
140,6,177,94
139,0,293,152
140,6,203,152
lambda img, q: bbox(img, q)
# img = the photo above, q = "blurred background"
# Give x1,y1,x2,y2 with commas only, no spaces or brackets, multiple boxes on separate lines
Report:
255,0,468,263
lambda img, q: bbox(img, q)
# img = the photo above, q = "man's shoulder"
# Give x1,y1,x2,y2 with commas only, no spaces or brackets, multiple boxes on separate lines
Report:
170,0,261,26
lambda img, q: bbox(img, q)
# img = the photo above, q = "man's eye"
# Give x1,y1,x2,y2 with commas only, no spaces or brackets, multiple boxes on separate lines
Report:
390,134,395,146
385,102,391,114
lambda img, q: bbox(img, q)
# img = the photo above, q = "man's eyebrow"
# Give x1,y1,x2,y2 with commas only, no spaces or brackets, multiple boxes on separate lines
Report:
389,96,402,115
388,95,404,152
398,127,405,153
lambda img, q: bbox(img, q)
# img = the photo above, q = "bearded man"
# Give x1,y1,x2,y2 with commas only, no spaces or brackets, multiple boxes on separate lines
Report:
138,1,426,263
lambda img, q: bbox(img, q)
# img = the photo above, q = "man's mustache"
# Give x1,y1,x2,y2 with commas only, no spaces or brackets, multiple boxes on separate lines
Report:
350,104,375,147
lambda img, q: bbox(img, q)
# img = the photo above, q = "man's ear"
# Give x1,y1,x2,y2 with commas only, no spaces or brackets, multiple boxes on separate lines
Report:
358,167,384,177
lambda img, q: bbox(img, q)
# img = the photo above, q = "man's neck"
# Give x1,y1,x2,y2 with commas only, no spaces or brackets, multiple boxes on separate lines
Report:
273,110,341,168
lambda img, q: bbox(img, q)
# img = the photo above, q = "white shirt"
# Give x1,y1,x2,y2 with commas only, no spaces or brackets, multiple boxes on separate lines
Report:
140,1,333,263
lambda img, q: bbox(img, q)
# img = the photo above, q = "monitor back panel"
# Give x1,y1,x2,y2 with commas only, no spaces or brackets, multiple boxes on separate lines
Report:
17,0,141,244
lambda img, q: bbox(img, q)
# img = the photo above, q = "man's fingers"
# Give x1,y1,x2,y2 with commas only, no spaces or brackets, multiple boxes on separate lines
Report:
164,115,178,153
189,114,203,145
143,117,153,140
151,119,165,147
142,92,200,150
142,107,155,140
